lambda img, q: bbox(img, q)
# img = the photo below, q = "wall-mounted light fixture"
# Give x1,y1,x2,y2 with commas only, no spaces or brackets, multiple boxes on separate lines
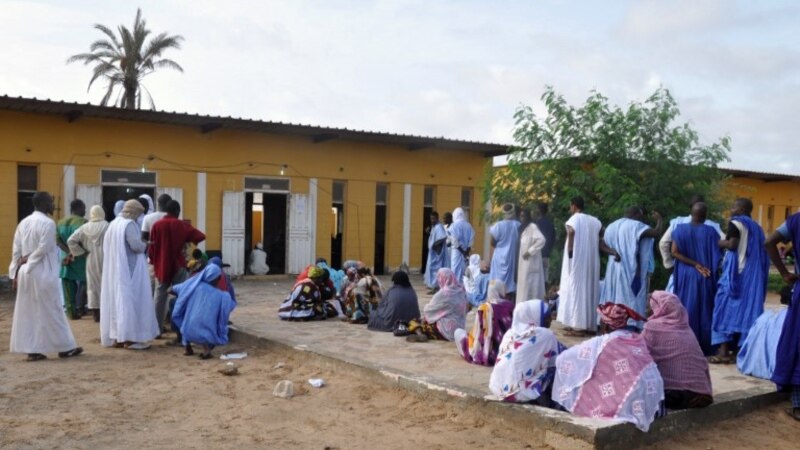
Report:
280,164,288,176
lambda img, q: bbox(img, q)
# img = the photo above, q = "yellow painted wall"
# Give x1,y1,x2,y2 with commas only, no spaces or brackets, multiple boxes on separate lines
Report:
0,162,18,265
0,109,489,272
726,176,800,234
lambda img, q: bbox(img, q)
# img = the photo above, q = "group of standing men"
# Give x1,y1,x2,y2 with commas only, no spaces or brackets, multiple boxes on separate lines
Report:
9,191,207,361
424,202,556,304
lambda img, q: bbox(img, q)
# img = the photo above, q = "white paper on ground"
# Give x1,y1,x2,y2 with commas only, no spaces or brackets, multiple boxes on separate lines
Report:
308,378,325,388
220,352,248,360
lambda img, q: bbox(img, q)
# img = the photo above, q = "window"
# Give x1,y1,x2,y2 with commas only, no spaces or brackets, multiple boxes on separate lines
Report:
244,176,290,193
17,165,38,222
376,183,388,206
101,169,157,186
333,181,346,204
461,187,473,221
767,205,775,233
423,186,435,208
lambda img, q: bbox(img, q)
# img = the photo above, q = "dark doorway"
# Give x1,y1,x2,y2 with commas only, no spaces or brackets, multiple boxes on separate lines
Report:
331,181,346,269
246,192,287,274
374,184,388,275
102,186,155,222
420,186,435,274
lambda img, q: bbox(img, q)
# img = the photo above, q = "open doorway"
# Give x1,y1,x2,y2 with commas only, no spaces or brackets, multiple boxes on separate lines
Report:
374,183,388,275
245,192,287,274
102,186,155,222
331,181,345,268
420,186,435,274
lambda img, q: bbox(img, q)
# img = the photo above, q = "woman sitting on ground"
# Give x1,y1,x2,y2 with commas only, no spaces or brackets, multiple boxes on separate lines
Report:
407,268,468,342
454,280,515,366
489,299,565,405
278,266,332,321
642,291,713,409
467,261,491,308
462,254,481,294
553,303,665,432
736,285,791,380
171,264,237,360
368,271,420,332
343,267,383,324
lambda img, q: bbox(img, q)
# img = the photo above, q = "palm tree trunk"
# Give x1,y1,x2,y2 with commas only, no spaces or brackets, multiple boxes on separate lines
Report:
125,87,136,109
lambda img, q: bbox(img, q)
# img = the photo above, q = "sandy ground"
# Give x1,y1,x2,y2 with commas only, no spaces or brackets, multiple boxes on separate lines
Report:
0,291,799,449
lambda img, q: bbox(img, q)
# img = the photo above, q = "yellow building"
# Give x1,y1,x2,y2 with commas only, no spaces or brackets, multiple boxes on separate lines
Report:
724,169,800,234
0,96,505,276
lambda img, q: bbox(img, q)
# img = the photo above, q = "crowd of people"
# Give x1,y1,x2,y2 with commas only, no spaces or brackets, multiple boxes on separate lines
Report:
276,195,800,428
8,189,800,429
9,191,236,362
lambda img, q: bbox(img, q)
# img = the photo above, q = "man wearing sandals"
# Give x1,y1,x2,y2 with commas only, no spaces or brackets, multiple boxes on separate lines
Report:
9,192,83,361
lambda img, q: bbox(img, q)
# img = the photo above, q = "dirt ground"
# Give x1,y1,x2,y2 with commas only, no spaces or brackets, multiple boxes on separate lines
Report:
0,293,799,450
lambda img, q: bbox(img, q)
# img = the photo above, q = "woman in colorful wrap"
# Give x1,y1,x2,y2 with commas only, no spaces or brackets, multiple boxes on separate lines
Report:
489,299,564,406
407,268,468,342
278,266,330,321
343,267,383,324
454,280,515,366
553,303,665,432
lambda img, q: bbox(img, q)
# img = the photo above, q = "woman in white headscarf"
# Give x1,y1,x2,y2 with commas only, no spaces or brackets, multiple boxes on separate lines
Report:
489,299,564,405
463,254,482,294
67,205,109,322
455,280,515,366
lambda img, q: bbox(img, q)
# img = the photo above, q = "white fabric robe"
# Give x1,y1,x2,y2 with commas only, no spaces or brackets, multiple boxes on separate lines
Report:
557,212,602,330
9,211,77,353
100,217,159,346
67,220,109,309
517,223,547,301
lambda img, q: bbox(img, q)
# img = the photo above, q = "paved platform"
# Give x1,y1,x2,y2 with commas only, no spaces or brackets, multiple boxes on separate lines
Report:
227,274,785,449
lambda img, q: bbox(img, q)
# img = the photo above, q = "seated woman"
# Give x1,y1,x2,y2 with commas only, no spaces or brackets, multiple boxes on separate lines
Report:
737,306,788,380
553,303,665,432
368,271,420,332
463,254,482,294
454,280,515,366
467,262,491,308
316,258,345,294
171,264,237,360
489,299,564,405
343,267,383,324
278,267,331,321
642,291,713,409
407,268,468,342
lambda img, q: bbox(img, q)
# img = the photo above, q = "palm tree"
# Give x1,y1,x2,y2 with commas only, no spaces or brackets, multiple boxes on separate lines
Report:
67,8,184,109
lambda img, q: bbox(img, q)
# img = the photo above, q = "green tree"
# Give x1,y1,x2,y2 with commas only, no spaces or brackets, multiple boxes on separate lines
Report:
489,87,731,286
67,8,184,109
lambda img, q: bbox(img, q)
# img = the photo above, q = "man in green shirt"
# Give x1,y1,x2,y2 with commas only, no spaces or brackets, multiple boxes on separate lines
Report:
57,199,88,319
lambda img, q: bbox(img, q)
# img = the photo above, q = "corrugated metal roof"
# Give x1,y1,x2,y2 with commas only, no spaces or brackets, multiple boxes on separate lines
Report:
722,167,800,182
0,95,508,156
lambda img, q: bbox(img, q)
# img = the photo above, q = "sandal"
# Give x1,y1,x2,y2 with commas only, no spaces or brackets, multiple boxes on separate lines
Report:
786,407,800,421
199,352,213,360
406,334,429,343
707,355,733,364
184,345,195,356
125,343,151,351
26,353,47,362
58,347,83,358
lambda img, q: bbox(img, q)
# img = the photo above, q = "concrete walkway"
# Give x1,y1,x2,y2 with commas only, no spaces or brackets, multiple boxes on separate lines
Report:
227,274,785,449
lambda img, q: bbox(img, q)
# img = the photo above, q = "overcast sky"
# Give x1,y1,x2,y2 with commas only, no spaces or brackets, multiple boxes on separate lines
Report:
1,0,798,173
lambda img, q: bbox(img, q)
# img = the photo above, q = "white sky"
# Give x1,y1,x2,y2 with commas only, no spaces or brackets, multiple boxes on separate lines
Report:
1,0,798,173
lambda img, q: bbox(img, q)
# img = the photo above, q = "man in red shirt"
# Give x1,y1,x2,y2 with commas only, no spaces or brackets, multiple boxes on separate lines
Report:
148,200,206,336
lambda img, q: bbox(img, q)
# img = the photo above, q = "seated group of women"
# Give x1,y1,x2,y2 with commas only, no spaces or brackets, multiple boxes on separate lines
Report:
278,263,715,432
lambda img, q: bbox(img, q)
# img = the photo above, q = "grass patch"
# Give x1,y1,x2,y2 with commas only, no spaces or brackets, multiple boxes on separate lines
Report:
768,273,787,293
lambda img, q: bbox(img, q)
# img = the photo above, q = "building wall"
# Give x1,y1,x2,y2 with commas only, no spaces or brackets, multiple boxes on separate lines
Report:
0,109,488,273
726,176,800,234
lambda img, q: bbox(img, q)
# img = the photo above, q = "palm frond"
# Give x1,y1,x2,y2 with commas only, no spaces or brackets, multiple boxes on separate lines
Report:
150,58,183,73
93,24,121,48
87,61,120,90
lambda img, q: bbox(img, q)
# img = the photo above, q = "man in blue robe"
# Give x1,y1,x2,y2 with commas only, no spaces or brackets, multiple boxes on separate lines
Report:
765,212,800,420
659,194,723,292
600,206,663,328
448,207,474,283
670,202,722,355
710,198,769,364
171,264,236,360
490,203,521,295
424,212,448,293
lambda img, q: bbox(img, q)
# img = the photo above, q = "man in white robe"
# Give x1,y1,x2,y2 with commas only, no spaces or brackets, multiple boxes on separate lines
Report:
517,208,547,301
600,207,662,328
68,205,109,323
557,197,604,335
249,242,270,275
100,200,159,349
659,194,723,292
9,192,83,361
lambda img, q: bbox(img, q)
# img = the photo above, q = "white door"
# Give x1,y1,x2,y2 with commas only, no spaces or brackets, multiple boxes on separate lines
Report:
222,191,245,276
156,187,183,218
75,184,102,214
288,193,313,274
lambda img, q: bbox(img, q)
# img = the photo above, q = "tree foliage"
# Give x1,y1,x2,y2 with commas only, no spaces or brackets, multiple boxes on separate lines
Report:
489,87,732,284
67,8,184,109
